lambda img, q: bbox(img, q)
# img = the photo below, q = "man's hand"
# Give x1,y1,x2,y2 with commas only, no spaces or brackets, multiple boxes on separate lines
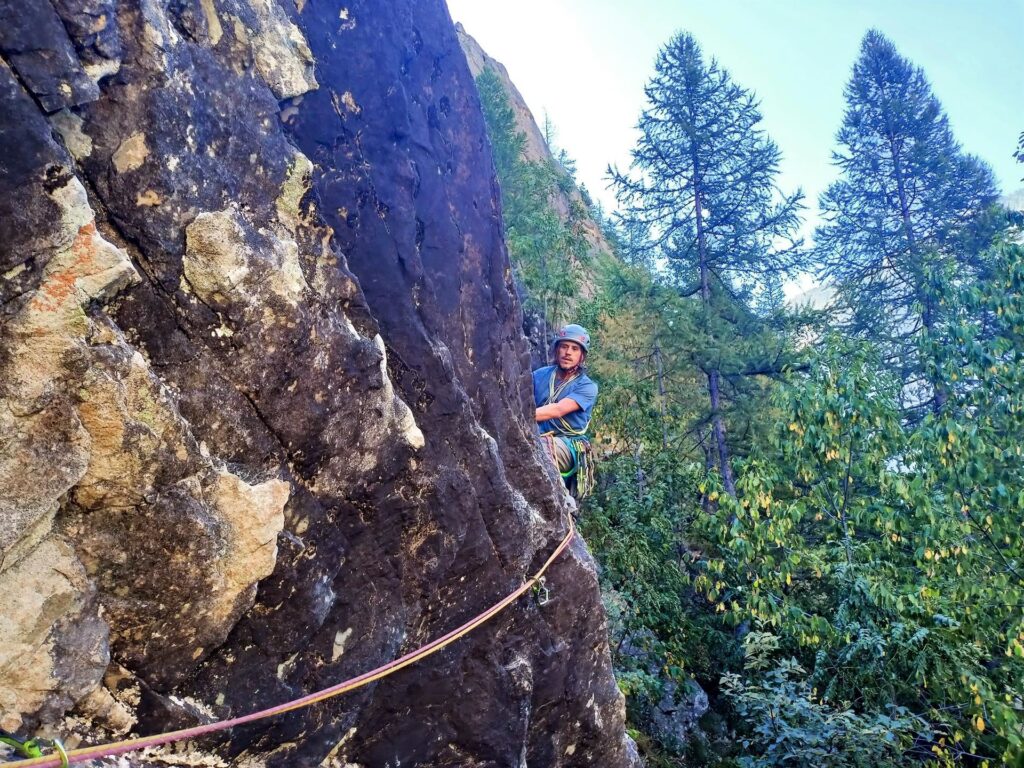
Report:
535,398,581,422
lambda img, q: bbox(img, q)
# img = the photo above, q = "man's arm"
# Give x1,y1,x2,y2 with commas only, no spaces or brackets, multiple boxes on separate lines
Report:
535,398,581,422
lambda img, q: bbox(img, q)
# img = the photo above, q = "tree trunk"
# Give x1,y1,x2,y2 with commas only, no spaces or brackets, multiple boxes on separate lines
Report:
653,340,668,449
694,182,737,497
889,132,946,412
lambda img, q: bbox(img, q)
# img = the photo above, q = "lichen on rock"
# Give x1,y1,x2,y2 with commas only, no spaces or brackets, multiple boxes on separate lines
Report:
183,206,309,314
244,0,318,99
1,175,137,569
0,537,107,733
0,0,636,764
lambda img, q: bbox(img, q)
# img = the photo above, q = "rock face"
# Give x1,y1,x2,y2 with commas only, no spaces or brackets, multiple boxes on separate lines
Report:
456,24,615,273
0,0,636,765
456,23,555,169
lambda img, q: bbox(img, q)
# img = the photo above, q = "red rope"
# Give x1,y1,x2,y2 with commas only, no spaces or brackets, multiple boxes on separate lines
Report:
4,518,576,767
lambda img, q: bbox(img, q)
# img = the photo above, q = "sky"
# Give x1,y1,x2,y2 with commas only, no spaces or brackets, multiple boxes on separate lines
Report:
444,0,1024,240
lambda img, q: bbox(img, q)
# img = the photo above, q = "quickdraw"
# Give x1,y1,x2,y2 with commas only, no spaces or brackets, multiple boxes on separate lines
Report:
533,576,551,606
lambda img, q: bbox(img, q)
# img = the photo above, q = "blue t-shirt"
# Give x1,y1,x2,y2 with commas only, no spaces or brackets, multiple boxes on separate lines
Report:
533,365,598,436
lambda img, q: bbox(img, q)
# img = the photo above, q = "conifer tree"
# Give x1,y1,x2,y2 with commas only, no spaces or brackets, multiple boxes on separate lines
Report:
610,32,803,496
815,30,1000,411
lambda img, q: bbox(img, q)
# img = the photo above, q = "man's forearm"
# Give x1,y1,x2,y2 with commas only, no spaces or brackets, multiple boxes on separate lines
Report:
535,399,580,422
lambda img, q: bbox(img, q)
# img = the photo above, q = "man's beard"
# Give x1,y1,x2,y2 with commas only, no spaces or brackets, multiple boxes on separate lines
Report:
557,356,584,375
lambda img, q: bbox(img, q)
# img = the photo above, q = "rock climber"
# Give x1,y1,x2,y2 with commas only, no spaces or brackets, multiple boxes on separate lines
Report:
534,324,598,499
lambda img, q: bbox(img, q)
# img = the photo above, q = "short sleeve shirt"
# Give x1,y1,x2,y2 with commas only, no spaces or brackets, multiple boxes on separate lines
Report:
533,365,598,436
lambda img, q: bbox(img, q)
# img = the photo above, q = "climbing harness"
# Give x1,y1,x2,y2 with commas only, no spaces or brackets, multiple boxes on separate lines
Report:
1,517,576,768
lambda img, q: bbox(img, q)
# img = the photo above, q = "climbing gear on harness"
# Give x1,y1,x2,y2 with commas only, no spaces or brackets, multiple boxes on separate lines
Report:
0,736,66,767
562,437,596,500
533,576,551,606
1,517,577,768
551,324,591,355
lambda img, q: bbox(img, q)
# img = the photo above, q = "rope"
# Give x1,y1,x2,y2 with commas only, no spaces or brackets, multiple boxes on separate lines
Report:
2,517,576,768
543,369,591,437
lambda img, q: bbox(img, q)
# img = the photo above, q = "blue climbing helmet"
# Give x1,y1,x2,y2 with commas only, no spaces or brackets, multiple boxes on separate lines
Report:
551,323,591,356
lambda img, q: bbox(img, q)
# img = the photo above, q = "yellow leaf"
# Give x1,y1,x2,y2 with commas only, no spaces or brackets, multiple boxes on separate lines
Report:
975,716,985,732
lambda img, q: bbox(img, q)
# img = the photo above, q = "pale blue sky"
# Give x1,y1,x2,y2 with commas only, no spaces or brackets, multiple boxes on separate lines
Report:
446,0,1024,234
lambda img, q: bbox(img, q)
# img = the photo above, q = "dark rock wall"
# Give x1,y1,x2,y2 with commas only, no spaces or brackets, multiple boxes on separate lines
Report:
0,0,637,765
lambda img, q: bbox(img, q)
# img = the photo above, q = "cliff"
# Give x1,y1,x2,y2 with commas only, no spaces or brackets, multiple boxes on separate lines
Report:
0,0,637,765
455,23,616,285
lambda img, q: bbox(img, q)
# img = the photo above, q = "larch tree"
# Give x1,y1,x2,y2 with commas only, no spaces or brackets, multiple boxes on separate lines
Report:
610,32,803,497
815,30,1001,413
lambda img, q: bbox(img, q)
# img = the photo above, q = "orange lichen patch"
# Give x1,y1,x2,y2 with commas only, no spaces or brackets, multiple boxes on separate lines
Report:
29,222,100,314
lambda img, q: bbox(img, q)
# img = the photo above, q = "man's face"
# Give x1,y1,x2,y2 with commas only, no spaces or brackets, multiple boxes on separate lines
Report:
555,340,584,370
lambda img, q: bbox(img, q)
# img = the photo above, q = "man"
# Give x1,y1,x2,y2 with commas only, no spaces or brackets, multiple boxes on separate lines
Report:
533,324,598,498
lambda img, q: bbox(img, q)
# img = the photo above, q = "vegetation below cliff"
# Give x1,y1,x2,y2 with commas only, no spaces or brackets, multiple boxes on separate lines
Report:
476,26,1024,768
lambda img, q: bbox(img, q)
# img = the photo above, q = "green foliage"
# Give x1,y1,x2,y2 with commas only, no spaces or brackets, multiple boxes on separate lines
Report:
476,68,591,330
722,654,917,767
609,32,804,293
815,30,1001,401
479,22,1021,768
698,244,1024,764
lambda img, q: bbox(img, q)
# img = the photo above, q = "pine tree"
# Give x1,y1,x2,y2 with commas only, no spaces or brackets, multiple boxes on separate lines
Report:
815,30,1000,412
610,32,803,497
